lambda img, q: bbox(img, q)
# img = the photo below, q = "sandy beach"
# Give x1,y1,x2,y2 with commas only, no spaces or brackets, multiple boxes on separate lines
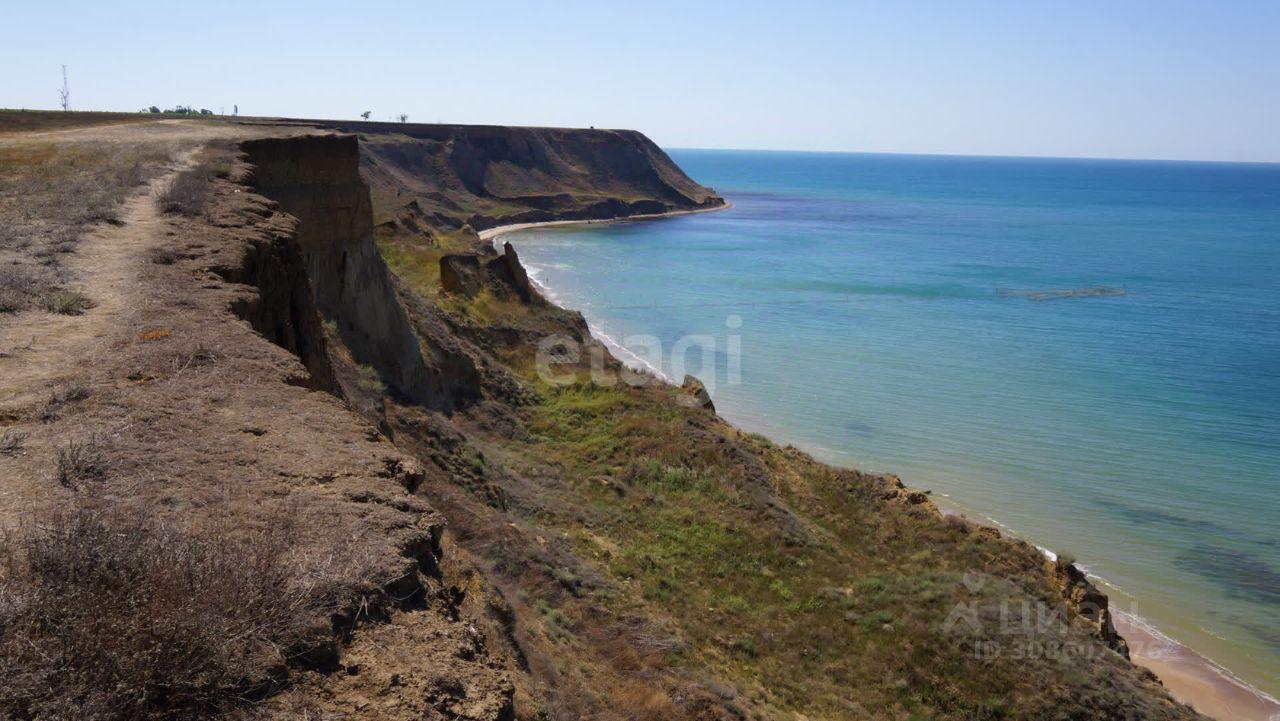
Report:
476,201,732,242
1115,613,1280,721
926,492,1279,721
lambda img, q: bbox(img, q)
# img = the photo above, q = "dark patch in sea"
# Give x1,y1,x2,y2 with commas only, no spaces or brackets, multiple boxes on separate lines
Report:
1234,618,1280,656
745,278,985,301
842,420,874,439
722,190,921,226
1177,544,1280,607
1105,501,1278,549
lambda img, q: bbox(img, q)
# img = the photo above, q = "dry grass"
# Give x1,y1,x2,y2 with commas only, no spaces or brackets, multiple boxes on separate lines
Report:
159,164,214,217
37,288,94,315
0,136,175,309
37,382,91,423
0,267,37,312
0,109,152,134
148,245,182,265
0,501,356,720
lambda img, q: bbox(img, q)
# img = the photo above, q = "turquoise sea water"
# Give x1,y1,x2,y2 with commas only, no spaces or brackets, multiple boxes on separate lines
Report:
505,150,1280,696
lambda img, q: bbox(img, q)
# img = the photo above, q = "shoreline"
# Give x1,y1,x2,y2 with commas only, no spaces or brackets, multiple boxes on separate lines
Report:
480,203,1277,721
1115,612,1280,721
926,497,1280,721
476,200,733,242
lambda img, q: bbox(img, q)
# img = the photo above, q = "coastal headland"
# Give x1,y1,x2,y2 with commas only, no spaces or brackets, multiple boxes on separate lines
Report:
0,109,1247,720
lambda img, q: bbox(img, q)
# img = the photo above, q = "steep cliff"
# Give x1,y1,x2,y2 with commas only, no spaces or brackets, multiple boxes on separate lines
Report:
0,121,517,721
241,134,482,413
308,121,723,240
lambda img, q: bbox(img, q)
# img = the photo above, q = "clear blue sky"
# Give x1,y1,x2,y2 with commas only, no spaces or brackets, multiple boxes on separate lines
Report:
3,0,1277,162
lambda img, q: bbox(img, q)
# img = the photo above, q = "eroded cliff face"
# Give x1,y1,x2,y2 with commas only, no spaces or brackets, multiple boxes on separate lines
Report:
321,122,724,239
215,208,337,392
241,134,481,412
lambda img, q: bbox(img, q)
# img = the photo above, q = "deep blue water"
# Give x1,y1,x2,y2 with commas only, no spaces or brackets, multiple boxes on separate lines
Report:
505,150,1280,694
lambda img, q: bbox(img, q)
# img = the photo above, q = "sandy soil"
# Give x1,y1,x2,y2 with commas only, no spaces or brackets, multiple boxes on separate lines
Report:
1116,614,1280,721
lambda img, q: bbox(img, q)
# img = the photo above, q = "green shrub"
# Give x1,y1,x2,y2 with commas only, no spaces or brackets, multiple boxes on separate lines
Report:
39,289,93,315
355,364,386,394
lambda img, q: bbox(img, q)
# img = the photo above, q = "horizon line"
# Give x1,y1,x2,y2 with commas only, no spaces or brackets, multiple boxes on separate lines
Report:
3,105,1274,166
664,144,1280,167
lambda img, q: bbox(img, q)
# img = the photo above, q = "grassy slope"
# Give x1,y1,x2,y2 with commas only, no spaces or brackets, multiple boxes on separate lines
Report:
474,376,1191,719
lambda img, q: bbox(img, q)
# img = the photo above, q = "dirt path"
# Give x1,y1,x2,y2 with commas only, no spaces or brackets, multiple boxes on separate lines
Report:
0,153,197,408
0,123,236,522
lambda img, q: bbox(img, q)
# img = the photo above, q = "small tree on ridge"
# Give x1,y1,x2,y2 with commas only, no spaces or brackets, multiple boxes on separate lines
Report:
58,65,70,111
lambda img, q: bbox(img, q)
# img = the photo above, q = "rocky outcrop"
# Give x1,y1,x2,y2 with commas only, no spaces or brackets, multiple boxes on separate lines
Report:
680,374,715,411
441,243,538,304
489,243,535,303
241,134,482,413
1049,558,1131,658
439,253,483,297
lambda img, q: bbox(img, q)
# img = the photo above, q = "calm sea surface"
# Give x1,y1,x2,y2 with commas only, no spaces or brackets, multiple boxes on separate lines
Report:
505,149,1280,695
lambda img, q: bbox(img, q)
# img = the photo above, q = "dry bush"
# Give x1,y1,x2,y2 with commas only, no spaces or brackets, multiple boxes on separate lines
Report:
0,267,37,312
0,503,356,720
53,436,105,487
159,165,214,217
148,245,181,265
38,382,91,423
75,193,125,226
166,341,224,374
0,429,25,456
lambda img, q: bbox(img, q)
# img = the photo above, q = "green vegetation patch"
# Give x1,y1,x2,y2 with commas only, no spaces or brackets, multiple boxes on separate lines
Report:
492,372,1134,719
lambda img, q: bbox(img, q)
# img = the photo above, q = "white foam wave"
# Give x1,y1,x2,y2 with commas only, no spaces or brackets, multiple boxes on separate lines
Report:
523,265,561,303
523,262,673,383
587,323,675,383
1117,609,1280,707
